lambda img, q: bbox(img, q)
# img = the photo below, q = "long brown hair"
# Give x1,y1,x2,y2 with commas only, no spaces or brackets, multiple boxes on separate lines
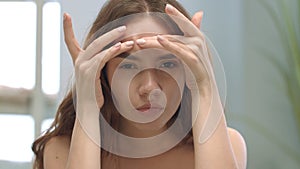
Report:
32,0,192,168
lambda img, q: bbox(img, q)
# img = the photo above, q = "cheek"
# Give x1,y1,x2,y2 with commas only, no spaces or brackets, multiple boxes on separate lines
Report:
164,77,183,105
158,75,182,121
110,75,133,106
106,62,131,105
163,69,185,94
157,70,184,105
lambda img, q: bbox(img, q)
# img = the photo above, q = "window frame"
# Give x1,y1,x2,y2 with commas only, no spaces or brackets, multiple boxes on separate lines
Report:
0,0,61,138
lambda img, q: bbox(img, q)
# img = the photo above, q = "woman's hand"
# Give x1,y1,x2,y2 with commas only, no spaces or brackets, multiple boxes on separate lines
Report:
160,5,243,169
63,13,137,144
63,13,134,113
162,4,221,143
63,13,136,169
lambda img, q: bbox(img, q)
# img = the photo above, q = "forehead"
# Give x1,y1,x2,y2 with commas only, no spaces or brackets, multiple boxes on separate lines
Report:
125,16,168,37
130,48,171,58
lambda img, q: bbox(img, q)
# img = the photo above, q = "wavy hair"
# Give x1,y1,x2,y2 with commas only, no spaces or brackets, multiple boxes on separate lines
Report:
32,0,193,168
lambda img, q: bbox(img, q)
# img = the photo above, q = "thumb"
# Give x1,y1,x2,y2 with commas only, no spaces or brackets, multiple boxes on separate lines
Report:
191,11,203,29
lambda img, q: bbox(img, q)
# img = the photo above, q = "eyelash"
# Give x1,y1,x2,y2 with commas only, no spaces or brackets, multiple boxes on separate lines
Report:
119,61,179,70
119,63,138,69
159,61,178,69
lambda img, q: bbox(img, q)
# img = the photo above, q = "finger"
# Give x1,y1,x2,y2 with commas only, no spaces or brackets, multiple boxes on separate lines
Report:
136,35,203,58
164,35,211,72
82,26,127,61
94,41,134,108
78,40,135,80
165,4,200,36
138,35,205,58
191,11,203,29
136,37,164,49
162,35,205,48
63,13,82,64
89,41,135,70
157,35,197,67
157,35,210,85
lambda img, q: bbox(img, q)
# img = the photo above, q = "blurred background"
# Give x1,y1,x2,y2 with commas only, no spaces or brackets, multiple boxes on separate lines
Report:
0,0,299,168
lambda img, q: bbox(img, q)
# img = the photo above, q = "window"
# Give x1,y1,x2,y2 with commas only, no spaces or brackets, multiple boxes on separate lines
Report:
0,1,61,164
0,2,36,89
42,2,61,95
0,115,34,162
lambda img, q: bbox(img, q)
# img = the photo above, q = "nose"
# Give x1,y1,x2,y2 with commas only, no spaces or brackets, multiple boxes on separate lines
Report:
138,69,161,96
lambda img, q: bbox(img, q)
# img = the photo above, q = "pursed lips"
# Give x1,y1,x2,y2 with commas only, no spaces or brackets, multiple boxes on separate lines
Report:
136,103,164,112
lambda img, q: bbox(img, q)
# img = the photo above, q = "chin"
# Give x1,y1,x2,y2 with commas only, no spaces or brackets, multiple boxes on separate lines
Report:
132,120,168,136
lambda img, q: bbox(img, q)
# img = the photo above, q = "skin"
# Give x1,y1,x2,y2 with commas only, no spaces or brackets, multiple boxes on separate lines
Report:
43,5,247,169
106,17,185,138
107,51,184,137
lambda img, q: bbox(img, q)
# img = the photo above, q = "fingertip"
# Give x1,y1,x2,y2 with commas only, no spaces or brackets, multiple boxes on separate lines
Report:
63,13,69,21
157,35,166,42
63,13,74,37
197,11,204,20
165,4,173,11
136,38,146,45
165,4,176,14
124,40,134,47
63,13,67,21
63,13,73,25
192,11,204,29
117,25,127,32
114,42,121,48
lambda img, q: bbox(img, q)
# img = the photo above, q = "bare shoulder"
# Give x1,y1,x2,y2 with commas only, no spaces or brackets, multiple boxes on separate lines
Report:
44,135,71,169
227,127,247,169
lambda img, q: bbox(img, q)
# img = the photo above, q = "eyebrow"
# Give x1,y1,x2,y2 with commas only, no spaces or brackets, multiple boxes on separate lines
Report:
159,54,177,60
116,53,177,60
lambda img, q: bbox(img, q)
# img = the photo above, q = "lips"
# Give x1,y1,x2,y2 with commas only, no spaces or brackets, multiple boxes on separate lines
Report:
136,103,164,113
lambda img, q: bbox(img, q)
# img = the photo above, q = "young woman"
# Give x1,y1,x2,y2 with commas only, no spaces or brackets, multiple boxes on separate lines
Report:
32,0,247,169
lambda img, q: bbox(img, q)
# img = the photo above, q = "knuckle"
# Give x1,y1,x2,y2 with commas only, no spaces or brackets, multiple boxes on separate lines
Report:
190,56,201,64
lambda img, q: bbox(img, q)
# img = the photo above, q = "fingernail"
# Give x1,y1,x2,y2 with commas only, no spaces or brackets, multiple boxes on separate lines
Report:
125,41,134,46
114,42,121,48
118,26,127,32
166,4,174,12
157,35,165,41
63,13,67,20
136,38,146,45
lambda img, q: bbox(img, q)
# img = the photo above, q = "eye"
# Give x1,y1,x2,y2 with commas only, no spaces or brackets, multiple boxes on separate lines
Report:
160,61,178,68
119,63,138,69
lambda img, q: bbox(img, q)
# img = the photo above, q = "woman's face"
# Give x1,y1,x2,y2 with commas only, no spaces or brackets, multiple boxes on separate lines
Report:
106,17,185,137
